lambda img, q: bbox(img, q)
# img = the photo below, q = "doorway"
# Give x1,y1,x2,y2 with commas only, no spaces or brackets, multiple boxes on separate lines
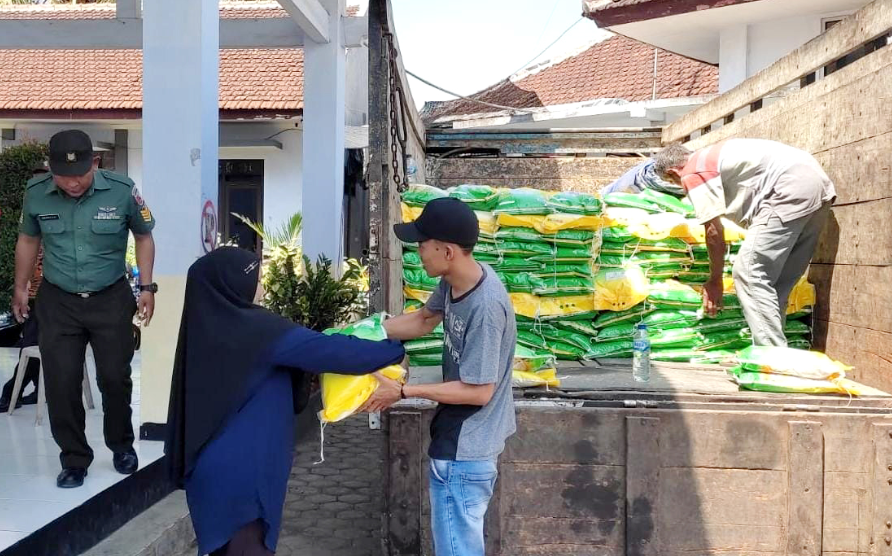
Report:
218,159,264,253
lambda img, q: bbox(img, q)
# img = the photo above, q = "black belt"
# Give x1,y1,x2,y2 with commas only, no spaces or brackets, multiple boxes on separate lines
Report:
47,277,127,299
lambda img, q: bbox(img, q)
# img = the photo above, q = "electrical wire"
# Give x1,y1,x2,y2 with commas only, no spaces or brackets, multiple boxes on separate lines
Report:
405,69,534,114
510,17,584,77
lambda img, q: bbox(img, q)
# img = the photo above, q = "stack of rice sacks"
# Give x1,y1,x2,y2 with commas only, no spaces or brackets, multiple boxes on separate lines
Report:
400,184,816,366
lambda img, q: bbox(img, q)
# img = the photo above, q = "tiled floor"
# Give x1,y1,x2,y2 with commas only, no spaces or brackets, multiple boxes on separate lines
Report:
0,348,164,553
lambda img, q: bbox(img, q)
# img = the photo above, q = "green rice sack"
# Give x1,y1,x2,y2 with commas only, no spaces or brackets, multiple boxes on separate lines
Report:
404,338,445,354
535,262,597,279
642,309,701,330
546,340,588,360
649,328,702,348
784,319,811,335
448,184,500,210
594,322,637,343
493,188,551,215
549,246,596,262
403,268,439,291
513,344,556,372
695,318,748,335
593,305,654,328
533,277,595,297
517,330,550,350
540,327,593,352
546,191,603,215
640,189,695,217
556,319,599,338
495,227,546,243
497,241,555,258
497,272,546,294
603,192,661,213
402,184,447,207
647,284,702,309
602,227,635,243
546,229,598,247
402,250,423,269
492,257,545,273
584,339,634,360
696,330,751,352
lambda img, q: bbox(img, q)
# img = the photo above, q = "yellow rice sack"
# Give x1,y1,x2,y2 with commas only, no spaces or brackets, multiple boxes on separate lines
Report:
497,213,602,234
512,368,560,389
786,276,816,315
475,211,499,237
319,364,407,423
401,202,423,223
680,218,746,243
592,264,650,311
404,286,432,304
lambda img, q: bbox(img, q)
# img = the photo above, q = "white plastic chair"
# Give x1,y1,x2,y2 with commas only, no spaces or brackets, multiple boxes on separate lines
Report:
7,345,95,425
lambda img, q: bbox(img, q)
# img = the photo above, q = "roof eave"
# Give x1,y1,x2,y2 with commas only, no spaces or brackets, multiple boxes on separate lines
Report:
0,108,302,121
428,95,718,130
585,0,764,27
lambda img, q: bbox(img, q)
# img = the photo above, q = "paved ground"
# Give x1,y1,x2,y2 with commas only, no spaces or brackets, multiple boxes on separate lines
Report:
275,414,387,556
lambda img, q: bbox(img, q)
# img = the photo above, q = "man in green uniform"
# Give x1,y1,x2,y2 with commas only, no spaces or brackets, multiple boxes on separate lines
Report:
12,130,158,488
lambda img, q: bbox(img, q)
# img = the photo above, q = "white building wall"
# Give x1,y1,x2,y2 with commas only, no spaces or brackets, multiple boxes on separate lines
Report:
719,10,855,90
0,121,304,232
345,46,368,127
219,127,304,232
719,25,749,93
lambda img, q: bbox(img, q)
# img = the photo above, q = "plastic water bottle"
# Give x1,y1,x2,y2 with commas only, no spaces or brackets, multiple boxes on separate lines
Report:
632,323,651,383
406,155,418,184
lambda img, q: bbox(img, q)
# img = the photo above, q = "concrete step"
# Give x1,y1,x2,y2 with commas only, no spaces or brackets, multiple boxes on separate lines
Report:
80,491,195,556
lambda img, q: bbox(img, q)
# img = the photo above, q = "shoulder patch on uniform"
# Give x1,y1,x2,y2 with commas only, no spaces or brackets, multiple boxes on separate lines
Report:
100,169,135,188
26,174,52,189
132,186,146,207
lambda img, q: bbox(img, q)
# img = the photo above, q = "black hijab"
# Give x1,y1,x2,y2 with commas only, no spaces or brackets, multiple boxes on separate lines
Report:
165,247,295,487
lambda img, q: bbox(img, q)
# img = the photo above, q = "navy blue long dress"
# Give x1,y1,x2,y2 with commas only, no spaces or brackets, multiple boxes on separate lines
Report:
184,327,404,555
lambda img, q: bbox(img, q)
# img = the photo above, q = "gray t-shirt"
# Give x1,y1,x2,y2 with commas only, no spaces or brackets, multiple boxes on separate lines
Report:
424,264,517,461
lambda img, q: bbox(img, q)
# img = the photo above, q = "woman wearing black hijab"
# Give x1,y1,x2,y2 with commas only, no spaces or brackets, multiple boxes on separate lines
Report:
165,247,404,556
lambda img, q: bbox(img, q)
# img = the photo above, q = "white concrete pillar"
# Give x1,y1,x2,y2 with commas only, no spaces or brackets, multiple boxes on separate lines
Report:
140,0,220,431
719,25,749,93
302,0,346,266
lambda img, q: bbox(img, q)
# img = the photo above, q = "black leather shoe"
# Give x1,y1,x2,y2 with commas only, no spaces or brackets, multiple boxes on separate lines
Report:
113,449,138,475
57,468,88,489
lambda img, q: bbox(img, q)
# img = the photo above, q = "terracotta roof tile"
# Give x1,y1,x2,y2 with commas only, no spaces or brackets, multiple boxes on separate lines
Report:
0,3,360,19
0,48,303,112
426,35,717,121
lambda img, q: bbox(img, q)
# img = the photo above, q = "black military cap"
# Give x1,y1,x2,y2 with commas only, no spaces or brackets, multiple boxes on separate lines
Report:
48,130,94,177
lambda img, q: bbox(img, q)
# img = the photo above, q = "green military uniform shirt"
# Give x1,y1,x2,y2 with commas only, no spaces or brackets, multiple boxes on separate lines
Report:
20,169,156,294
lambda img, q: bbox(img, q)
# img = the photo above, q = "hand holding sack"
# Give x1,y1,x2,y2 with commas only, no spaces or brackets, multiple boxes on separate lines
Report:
318,314,407,423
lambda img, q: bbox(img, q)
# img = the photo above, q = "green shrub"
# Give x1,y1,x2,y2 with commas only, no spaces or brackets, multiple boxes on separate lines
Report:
0,142,49,313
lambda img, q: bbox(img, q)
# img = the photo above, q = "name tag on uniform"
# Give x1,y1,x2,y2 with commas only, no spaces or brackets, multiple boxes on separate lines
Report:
38,214,60,221
94,207,122,221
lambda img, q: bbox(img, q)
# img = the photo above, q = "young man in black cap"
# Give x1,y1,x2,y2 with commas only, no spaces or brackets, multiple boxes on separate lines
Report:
12,130,157,488
363,197,517,556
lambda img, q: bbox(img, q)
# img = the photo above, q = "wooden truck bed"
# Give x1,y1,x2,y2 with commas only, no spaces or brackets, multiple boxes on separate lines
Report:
385,363,892,556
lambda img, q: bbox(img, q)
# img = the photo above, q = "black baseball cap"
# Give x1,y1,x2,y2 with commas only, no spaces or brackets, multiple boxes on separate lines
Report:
48,130,95,176
393,197,479,247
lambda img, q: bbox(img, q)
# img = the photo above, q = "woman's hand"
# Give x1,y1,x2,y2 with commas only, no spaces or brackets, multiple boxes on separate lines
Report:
360,372,403,413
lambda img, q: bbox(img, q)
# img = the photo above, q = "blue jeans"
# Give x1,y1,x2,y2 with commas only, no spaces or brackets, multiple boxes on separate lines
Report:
429,458,498,556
